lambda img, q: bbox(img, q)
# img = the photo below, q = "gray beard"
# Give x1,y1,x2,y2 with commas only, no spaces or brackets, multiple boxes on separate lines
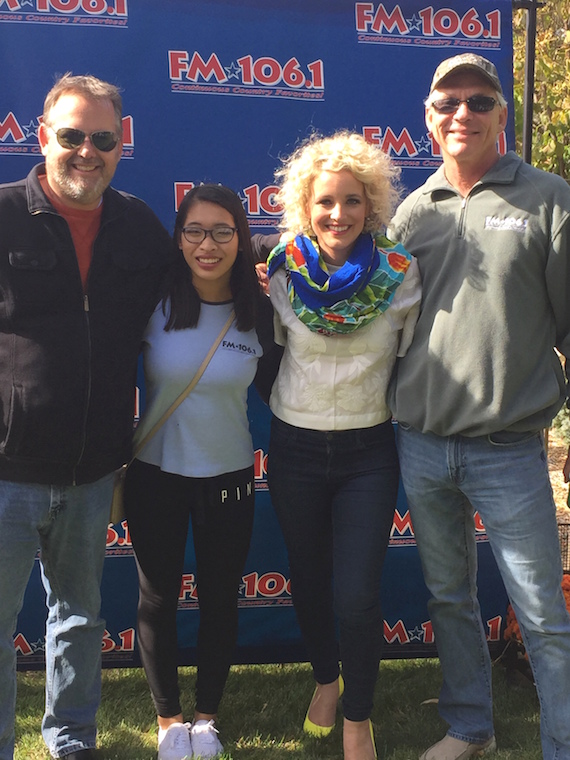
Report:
53,166,107,207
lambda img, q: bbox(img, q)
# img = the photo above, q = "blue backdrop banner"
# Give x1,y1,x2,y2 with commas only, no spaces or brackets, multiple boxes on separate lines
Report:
0,0,513,669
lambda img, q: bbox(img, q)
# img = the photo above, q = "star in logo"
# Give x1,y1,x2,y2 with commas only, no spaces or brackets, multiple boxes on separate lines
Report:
21,0,35,6
224,61,241,80
23,120,39,140
31,638,46,653
415,134,432,154
408,626,424,642
406,14,422,32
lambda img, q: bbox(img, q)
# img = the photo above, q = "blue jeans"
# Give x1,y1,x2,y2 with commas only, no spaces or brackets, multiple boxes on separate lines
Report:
268,418,399,722
397,425,570,759
0,474,113,760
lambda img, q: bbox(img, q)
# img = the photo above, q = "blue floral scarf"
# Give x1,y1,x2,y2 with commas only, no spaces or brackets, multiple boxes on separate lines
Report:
266,232,412,334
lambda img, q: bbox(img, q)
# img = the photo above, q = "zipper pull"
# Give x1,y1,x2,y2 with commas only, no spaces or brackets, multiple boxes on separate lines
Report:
84,294,89,312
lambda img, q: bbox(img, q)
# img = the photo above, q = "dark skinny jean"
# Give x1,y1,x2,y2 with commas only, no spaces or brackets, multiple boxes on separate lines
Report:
267,417,399,722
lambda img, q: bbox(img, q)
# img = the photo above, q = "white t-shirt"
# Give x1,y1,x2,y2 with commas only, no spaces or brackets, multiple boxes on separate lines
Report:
136,300,262,477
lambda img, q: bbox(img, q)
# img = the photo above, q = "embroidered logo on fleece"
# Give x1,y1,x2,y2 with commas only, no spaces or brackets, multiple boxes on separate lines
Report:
484,216,528,233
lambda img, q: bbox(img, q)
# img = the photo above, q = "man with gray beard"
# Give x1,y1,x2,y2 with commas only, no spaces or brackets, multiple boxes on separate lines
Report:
0,74,171,760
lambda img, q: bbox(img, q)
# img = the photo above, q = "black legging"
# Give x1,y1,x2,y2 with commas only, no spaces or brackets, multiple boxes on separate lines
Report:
124,459,254,716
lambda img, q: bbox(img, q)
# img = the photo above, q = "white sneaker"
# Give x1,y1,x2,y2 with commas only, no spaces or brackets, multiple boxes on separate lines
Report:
190,719,224,759
157,722,193,760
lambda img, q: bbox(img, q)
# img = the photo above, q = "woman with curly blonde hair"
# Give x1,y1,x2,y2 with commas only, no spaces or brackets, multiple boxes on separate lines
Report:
265,131,421,759
275,130,401,237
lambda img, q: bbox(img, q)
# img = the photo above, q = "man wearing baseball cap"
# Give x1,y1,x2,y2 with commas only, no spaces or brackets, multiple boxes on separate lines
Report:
388,54,570,760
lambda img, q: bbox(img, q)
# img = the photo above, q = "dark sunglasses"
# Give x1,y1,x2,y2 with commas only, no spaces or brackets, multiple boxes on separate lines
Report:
48,126,120,152
430,95,499,114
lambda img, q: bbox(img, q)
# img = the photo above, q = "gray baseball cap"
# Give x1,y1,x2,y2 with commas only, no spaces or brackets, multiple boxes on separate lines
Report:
429,54,503,95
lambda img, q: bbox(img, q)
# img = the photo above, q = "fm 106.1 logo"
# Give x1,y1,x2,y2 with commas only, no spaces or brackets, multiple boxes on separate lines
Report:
0,0,127,26
383,614,503,646
175,182,282,229
0,113,135,158
355,3,502,49
362,124,507,167
168,50,325,101
388,507,490,547
177,570,292,610
15,627,136,665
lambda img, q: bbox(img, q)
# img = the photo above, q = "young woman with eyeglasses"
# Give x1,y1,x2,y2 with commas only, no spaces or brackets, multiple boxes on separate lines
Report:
124,184,280,760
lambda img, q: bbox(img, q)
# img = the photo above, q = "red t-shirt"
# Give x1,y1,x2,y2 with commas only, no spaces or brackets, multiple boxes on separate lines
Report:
39,174,102,291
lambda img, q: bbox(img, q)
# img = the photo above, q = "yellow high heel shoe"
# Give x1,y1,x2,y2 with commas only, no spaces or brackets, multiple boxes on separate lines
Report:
303,674,344,737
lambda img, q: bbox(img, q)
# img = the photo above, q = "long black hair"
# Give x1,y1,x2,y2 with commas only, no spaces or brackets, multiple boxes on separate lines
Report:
162,184,259,332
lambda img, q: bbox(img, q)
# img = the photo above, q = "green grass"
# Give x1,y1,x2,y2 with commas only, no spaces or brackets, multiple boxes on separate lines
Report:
15,659,542,759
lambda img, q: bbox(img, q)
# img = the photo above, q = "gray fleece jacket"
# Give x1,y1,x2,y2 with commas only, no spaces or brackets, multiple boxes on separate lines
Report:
388,151,570,437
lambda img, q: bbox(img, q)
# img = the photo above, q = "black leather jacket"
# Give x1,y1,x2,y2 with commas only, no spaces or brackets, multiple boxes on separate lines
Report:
0,165,172,485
